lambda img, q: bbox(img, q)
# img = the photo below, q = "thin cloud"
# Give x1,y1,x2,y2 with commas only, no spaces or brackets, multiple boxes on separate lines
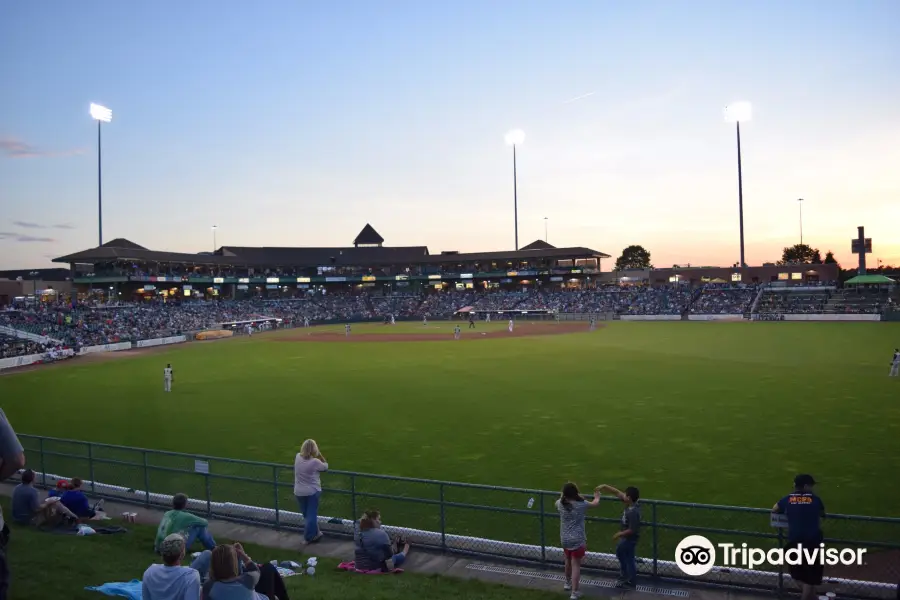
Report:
53,223,76,230
13,221,46,229
0,231,55,242
14,235,55,243
563,91,596,104
0,137,86,159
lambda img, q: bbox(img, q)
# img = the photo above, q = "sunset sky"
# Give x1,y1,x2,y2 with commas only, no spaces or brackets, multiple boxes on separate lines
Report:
1,0,898,271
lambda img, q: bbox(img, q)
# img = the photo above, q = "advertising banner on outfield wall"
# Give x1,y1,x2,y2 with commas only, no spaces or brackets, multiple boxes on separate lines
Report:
79,342,132,355
135,335,187,349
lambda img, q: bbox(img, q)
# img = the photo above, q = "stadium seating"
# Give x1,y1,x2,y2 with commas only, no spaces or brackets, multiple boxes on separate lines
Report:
690,285,758,315
755,290,831,314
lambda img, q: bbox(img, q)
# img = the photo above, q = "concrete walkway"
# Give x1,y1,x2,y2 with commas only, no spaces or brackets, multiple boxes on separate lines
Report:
0,484,771,600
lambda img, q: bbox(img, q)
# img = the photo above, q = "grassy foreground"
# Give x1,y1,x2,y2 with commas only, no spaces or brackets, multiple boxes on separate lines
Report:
2,321,899,517
1,498,558,600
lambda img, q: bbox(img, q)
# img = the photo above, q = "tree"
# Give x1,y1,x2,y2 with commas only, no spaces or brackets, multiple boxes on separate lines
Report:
778,244,822,265
615,245,653,270
824,251,839,269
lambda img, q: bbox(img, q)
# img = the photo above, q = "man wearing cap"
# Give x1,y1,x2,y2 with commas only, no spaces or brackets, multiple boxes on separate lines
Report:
772,474,826,600
142,534,201,600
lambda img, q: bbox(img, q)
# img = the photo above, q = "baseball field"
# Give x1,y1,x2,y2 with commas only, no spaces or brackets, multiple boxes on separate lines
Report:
2,320,898,522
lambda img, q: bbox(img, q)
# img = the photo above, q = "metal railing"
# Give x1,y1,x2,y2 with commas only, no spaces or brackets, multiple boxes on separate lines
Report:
16,434,899,598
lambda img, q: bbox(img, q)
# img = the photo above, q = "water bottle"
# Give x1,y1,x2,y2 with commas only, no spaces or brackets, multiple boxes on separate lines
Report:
527,497,535,509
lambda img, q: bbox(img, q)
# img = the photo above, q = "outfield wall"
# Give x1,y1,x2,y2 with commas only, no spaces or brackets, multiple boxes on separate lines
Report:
781,314,881,322
136,335,187,348
619,314,681,321
78,341,132,355
0,349,75,371
688,314,745,321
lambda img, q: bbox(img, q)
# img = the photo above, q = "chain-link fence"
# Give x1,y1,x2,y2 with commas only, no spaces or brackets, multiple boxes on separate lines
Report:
17,434,899,598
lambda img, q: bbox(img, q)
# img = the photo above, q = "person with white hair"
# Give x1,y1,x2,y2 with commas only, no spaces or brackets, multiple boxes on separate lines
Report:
294,439,328,544
142,533,202,600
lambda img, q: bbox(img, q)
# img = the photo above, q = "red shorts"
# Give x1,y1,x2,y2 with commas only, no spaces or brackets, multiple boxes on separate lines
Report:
564,546,586,559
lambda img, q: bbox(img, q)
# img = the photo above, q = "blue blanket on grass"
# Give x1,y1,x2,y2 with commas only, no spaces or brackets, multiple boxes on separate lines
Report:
85,579,142,600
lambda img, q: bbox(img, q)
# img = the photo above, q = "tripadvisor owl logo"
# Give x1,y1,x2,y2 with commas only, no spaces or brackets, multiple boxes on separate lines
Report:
675,535,868,575
675,535,716,576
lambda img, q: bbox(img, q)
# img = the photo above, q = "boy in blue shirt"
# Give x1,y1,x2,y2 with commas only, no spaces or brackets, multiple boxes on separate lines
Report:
772,474,825,600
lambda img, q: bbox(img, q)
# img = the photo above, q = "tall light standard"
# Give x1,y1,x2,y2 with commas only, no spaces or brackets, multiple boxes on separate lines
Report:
505,129,525,250
724,102,751,267
797,198,804,246
544,217,548,243
212,225,218,253
90,103,112,247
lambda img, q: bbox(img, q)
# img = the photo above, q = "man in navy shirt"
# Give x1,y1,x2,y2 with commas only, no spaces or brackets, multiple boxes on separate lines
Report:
772,474,825,600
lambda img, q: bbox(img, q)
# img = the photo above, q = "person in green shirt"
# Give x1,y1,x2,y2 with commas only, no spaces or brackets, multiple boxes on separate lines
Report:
154,493,217,553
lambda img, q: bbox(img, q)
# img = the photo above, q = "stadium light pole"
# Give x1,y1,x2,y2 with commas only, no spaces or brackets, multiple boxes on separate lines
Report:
505,129,525,250
90,103,112,247
212,225,218,253
797,198,804,246
724,102,751,268
544,217,548,243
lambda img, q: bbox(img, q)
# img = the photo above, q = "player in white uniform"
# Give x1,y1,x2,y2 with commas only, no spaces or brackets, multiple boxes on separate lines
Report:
345,323,351,337
390,314,396,325
589,316,596,331
163,364,173,392
454,325,461,340
890,348,900,377
303,316,310,328
423,316,428,327
508,318,514,333
485,313,491,323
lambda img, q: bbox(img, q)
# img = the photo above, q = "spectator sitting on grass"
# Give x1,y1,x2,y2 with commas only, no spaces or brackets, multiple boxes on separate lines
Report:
199,542,290,600
155,493,216,553
191,542,290,600
354,509,411,572
142,533,202,600
60,477,103,518
11,469,78,527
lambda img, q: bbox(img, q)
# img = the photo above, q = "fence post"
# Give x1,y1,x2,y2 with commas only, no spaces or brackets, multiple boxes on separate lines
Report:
777,527,784,596
205,474,212,517
39,437,46,487
439,483,446,551
652,502,659,577
273,466,280,528
539,493,546,564
350,474,357,523
142,451,150,505
88,443,95,494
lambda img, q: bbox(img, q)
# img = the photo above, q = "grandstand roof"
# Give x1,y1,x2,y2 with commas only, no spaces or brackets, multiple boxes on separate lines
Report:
844,274,895,285
419,246,607,264
519,239,555,251
353,224,384,246
102,238,147,250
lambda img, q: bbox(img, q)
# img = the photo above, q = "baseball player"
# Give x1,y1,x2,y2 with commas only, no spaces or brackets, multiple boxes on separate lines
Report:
303,316,310,328
163,364,174,392
390,314,396,325
345,323,352,337
423,316,428,327
508,318,514,333
454,325,461,340
468,314,475,329
485,313,491,323
589,316,596,331
890,348,899,377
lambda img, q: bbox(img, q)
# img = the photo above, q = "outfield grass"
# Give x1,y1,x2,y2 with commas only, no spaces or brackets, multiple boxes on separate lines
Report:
0,498,560,600
2,321,898,523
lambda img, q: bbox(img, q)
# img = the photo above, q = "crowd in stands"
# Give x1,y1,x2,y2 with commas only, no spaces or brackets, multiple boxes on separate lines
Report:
689,285,759,315
756,291,831,314
0,334,46,359
0,282,891,358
